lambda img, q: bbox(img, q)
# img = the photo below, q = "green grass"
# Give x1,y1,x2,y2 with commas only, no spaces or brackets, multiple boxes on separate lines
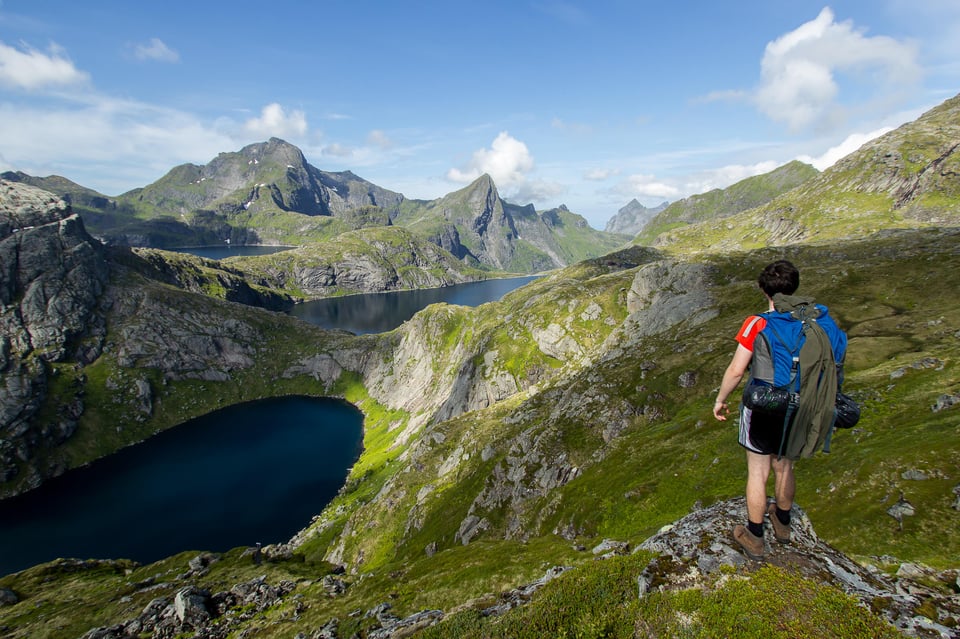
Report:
416,556,902,639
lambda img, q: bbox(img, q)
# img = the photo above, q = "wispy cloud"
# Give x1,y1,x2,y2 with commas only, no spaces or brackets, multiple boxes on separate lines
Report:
366,129,393,149
0,40,88,90
132,37,180,63
551,117,593,134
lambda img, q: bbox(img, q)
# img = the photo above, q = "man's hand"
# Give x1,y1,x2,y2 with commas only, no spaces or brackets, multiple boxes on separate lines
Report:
713,399,729,421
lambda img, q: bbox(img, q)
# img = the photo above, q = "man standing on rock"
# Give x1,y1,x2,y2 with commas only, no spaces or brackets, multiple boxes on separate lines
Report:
712,259,846,560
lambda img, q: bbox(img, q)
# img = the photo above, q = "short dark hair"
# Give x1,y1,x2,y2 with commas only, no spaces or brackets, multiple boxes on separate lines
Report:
758,260,799,297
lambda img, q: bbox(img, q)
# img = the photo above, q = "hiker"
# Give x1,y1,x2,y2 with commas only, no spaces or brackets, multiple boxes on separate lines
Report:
712,260,847,560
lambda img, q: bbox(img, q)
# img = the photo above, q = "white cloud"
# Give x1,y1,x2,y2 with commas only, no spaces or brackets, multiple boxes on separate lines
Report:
447,131,535,191
797,127,892,170
756,7,921,131
133,37,180,63
243,103,308,139
0,40,89,90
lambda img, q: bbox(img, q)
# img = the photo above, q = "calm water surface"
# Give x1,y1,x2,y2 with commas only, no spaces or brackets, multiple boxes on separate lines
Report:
0,397,362,576
290,276,540,334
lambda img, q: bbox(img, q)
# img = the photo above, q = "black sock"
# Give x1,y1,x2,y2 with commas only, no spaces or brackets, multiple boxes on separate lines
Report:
747,520,764,537
775,507,791,526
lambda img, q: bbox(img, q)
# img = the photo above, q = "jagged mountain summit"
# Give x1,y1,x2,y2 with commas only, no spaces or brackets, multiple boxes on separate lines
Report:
604,198,668,235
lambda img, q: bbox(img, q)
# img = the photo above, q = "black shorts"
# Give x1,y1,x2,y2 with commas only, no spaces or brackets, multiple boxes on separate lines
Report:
739,405,794,456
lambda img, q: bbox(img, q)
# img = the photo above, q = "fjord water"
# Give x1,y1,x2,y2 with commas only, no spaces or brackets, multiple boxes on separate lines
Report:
0,397,363,577
290,275,540,334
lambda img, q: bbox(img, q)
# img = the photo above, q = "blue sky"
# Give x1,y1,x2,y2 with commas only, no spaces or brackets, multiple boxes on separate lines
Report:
1,1,958,229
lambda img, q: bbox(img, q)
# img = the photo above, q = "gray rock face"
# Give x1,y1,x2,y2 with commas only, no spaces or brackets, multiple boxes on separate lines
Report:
0,180,108,488
0,180,108,359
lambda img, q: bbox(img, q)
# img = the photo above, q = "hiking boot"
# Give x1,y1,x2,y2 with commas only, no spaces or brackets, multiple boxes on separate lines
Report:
766,503,792,544
732,524,765,560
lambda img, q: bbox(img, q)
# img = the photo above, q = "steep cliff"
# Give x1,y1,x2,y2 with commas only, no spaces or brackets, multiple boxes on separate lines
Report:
0,181,109,487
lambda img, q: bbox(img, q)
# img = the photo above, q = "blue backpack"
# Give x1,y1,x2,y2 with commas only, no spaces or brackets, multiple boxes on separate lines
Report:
743,294,848,459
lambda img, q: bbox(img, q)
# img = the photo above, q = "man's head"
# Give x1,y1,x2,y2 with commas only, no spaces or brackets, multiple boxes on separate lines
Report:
758,260,799,298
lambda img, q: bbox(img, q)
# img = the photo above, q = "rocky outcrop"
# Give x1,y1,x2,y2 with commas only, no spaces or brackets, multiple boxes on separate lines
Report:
0,180,109,487
616,259,719,345
0,180,108,360
639,497,960,638
80,573,297,639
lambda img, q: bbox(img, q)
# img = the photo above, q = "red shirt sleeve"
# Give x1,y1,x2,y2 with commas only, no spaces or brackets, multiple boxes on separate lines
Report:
735,316,766,351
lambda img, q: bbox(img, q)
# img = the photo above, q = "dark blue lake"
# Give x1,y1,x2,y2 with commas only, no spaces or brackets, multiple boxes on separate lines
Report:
0,397,363,577
289,276,540,334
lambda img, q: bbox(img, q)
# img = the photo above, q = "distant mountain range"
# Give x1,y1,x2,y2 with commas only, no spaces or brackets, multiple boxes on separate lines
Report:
2,138,628,274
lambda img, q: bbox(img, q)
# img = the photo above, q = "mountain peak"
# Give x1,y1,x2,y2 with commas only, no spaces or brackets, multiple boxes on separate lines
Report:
234,138,307,168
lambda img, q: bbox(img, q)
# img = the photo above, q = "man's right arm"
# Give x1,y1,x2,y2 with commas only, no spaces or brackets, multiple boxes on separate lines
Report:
713,344,753,421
